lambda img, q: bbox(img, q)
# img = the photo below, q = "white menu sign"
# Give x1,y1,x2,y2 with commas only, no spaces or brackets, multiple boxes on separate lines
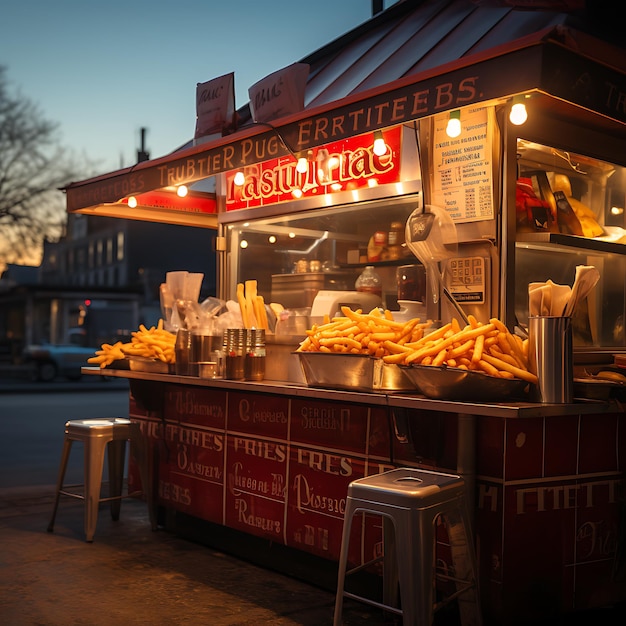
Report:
432,105,494,223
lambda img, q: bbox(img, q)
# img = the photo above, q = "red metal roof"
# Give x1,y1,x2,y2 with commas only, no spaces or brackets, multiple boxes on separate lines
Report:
282,0,622,111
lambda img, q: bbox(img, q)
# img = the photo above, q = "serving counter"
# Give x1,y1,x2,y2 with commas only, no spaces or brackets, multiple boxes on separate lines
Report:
85,366,626,625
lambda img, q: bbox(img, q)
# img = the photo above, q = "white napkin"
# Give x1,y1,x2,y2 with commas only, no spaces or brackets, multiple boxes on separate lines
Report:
529,265,600,317
529,279,571,316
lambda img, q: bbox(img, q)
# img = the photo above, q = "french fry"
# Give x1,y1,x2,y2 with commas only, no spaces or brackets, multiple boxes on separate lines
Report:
481,353,538,384
255,295,269,330
245,280,258,328
236,283,249,328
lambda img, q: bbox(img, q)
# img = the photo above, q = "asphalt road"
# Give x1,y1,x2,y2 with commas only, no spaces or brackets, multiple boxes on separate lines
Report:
0,382,131,489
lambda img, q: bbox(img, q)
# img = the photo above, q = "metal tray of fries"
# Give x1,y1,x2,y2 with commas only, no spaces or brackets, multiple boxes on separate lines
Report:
400,364,529,401
128,356,174,374
296,352,416,392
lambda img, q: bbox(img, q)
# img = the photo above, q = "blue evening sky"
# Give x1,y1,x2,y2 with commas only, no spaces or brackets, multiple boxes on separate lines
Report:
1,1,377,176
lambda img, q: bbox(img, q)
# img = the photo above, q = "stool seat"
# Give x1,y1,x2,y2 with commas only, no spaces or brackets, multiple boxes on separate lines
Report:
47,417,156,542
334,467,481,626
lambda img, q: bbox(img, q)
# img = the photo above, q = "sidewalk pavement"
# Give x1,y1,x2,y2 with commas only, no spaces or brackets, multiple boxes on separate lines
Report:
2,484,625,626
0,484,388,626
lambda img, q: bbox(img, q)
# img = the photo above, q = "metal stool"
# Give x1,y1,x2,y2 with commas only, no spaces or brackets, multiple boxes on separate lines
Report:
334,467,481,626
47,418,156,542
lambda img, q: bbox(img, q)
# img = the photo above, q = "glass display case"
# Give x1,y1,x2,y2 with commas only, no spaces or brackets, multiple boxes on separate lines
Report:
222,193,423,312
514,139,626,354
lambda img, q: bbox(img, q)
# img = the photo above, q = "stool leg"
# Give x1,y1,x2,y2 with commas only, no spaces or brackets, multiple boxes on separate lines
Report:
333,500,356,626
458,506,482,626
107,439,127,521
382,516,400,610
47,437,73,533
83,437,107,542
395,510,431,626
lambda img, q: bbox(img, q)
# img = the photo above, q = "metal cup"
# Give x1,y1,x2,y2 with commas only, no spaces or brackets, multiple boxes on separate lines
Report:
190,332,223,363
528,316,573,403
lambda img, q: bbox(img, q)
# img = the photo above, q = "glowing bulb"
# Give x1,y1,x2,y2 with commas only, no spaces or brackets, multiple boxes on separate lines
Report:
509,101,528,125
268,235,276,243
296,157,308,173
176,185,188,197
446,111,461,138
240,239,248,249
233,171,245,186
291,188,303,199
288,232,296,239
373,131,387,156
128,196,137,208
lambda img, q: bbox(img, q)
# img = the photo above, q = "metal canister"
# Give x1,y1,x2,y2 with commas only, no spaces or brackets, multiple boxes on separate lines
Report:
224,328,246,380
245,328,266,381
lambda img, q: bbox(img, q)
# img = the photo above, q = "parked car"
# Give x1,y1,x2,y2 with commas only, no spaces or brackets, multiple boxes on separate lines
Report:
22,343,97,382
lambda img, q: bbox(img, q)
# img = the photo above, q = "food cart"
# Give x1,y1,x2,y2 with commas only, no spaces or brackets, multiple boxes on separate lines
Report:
67,5,626,624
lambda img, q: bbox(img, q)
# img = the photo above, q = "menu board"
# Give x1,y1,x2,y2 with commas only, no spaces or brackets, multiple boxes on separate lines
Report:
432,105,494,223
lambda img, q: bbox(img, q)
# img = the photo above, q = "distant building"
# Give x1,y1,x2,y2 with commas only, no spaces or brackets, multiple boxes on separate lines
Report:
0,212,216,361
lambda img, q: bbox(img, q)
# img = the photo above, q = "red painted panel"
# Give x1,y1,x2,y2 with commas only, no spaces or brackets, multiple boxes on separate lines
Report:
224,433,287,541
286,447,364,560
476,416,505,479
163,385,227,429
226,391,289,438
224,491,285,542
544,414,578,477
504,417,544,480
574,478,622,566
475,479,503,578
161,473,223,522
159,421,226,523
619,412,626,471
367,407,392,458
501,480,574,618
290,397,369,453
579,413,618,473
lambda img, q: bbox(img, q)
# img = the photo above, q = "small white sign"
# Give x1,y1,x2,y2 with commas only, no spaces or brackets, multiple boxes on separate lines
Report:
248,63,309,124
195,72,235,139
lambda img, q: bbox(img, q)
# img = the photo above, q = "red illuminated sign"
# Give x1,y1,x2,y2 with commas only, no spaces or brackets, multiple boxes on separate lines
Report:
122,190,217,214
225,127,402,211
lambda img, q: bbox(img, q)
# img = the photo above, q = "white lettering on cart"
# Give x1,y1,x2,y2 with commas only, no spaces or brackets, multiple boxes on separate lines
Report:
234,498,281,534
292,474,346,515
232,437,287,463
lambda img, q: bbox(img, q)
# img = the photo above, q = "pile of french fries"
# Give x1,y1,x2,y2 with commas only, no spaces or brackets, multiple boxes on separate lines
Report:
236,280,269,329
298,307,538,384
297,307,431,358
87,319,176,369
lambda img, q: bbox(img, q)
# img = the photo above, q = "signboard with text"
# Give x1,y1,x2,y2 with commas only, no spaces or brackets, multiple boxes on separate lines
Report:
225,126,402,210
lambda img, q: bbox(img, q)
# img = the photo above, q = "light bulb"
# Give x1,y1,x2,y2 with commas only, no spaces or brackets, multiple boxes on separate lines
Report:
128,196,137,208
509,101,528,125
296,157,308,173
233,171,245,186
373,131,387,156
446,111,461,138
176,185,188,197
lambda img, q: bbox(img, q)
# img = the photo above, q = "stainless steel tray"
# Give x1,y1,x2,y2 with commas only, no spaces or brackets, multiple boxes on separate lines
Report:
401,364,529,401
296,352,416,392
128,356,174,374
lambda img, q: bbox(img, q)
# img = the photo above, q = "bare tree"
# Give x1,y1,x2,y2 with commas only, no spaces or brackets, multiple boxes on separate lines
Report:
0,66,91,268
